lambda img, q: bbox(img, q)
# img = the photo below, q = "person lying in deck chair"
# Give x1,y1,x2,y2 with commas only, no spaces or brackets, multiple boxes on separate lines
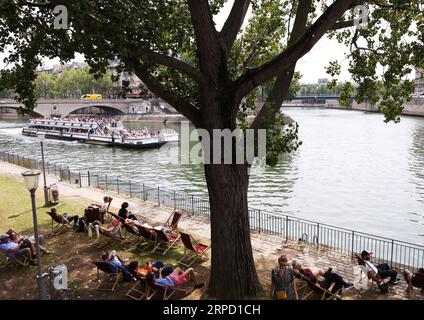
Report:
0,234,36,265
145,267,205,290
7,230,50,254
361,250,399,286
91,217,125,239
101,250,132,282
291,260,353,295
128,260,174,278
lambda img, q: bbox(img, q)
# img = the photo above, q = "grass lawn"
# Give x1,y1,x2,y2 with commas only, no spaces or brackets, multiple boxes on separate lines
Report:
0,173,211,299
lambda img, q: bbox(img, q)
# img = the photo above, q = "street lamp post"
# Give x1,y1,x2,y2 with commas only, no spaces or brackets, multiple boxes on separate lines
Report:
37,133,49,206
21,170,48,300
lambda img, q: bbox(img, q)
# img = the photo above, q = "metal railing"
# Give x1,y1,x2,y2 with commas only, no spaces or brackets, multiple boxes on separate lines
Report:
1,150,423,272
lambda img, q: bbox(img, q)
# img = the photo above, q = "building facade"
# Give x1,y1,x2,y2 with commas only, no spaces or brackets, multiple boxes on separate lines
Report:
415,68,424,95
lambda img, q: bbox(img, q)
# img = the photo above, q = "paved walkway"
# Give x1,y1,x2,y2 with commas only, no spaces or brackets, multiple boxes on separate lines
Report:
1,161,423,300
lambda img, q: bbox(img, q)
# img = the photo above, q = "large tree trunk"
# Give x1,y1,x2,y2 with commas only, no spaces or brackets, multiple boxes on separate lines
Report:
205,163,262,299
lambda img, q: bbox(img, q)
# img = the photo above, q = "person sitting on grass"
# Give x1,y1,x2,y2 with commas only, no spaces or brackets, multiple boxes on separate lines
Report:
0,234,36,265
7,230,50,254
128,260,174,278
145,267,204,290
291,260,353,295
361,250,399,286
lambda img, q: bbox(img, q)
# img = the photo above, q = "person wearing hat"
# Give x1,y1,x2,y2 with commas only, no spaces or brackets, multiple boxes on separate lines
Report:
361,250,399,285
0,234,36,264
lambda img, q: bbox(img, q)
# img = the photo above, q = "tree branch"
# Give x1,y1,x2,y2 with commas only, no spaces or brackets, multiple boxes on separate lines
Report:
235,0,354,100
132,61,202,127
125,46,206,86
187,0,222,79
250,0,313,130
219,0,251,56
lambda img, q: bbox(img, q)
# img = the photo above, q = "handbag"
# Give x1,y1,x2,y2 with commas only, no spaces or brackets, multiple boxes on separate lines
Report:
275,290,287,300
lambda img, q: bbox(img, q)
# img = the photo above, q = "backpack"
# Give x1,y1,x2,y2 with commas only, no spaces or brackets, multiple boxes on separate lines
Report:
379,282,389,294
76,218,85,233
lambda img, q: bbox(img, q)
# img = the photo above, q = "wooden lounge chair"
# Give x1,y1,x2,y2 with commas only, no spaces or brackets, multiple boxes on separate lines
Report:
46,210,73,234
404,270,424,293
178,231,210,267
84,206,103,226
135,225,158,248
163,210,183,233
92,261,122,292
0,248,30,269
126,269,147,300
145,278,193,300
296,271,342,300
121,222,143,248
90,220,124,249
355,254,380,291
151,229,181,255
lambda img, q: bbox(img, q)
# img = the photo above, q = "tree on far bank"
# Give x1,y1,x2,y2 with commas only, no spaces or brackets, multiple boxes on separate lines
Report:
0,0,423,298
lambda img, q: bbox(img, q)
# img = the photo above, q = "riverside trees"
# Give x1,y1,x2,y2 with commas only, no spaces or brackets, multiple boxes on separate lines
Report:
0,0,423,298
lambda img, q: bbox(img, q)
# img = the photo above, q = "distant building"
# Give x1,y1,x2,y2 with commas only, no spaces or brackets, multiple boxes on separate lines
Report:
415,68,424,94
36,62,87,74
318,78,329,85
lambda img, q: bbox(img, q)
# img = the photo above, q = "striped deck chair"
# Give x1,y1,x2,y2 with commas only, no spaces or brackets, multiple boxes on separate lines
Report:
151,229,180,255
163,211,183,233
178,232,209,267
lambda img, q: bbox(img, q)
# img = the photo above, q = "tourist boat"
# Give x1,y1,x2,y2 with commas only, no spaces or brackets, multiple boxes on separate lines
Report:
21,118,179,149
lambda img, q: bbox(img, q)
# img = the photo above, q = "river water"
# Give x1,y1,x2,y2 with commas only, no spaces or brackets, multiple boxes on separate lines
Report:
1,108,423,244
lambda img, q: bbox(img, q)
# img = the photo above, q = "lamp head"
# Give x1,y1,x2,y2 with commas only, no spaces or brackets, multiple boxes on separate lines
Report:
37,132,45,143
21,170,41,192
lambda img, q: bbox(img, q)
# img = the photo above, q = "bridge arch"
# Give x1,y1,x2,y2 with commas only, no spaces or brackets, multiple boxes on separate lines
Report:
0,105,44,118
65,105,125,117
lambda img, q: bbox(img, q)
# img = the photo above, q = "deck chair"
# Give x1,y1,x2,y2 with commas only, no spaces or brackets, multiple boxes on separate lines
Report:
151,229,181,255
0,248,30,269
92,261,122,292
91,196,113,221
84,206,103,226
296,271,342,300
178,232,210,267
405,270,424,293
46,210,73,234
126,269,147,300
121,222,142,248
162,210,183,233
355,254,379,291
90,221,124,249
145,279,193,300
135,225,158,248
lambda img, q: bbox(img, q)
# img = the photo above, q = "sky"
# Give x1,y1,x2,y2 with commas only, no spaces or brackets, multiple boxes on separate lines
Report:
0,1,394,85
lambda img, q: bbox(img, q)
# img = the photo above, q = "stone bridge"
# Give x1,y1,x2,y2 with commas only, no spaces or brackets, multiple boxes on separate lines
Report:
0,98,176,118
